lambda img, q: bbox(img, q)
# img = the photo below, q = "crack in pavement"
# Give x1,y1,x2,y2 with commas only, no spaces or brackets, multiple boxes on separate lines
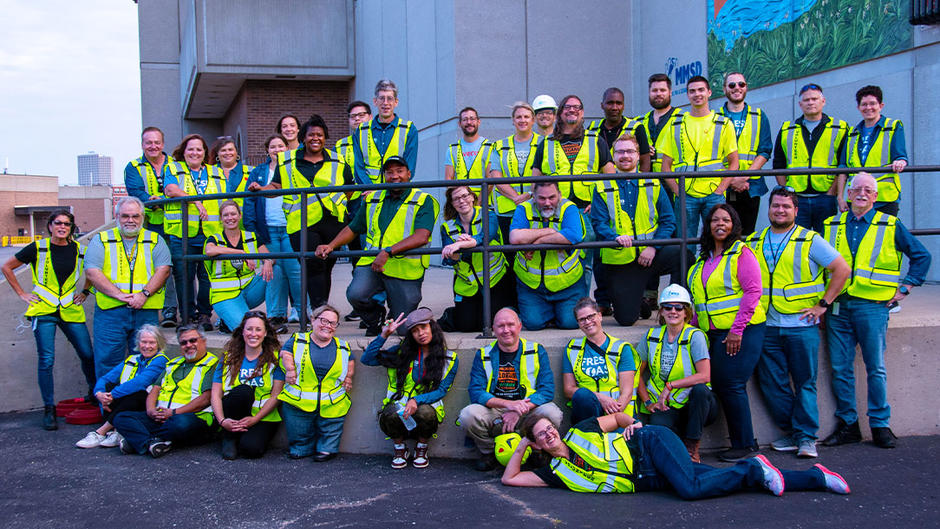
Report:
277,493,391,528
479,483,562,525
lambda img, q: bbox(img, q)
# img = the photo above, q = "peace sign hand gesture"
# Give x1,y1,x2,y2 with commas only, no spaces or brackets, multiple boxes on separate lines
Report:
381,312,407,339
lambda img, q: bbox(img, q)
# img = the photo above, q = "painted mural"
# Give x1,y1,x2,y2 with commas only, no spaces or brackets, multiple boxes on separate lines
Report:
706,0,913,95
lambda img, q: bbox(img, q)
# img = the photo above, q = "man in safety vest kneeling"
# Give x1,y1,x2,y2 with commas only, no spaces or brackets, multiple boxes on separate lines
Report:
458,308,563,471
820,172,931,449
112,325,219,457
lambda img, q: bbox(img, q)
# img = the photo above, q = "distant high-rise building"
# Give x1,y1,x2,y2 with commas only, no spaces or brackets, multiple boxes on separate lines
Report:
77,152,112,186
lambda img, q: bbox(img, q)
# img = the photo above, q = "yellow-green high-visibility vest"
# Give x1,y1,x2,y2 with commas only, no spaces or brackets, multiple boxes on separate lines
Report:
96,228,166,310
746,225,826,313
846,118,903,203
277,334,352,417
441,207,507,297
493,133,540,214
639,109,681,173
204,230,261,305
779,117,849,193
24,238,85,322
513,199,584,292
594,178,660,265
130,154,173,225
687,240,767,330
357,119,414,184
163,162,227,237
448,139,496,201
586,117,643,156
824,211,902,301
667,112,730,197
538,130,602,203
478,339,541,399
565,335,639,416
640,325,709,413
549,426,636,493
383,351,458,422
277,149,349,234
156,353,219,425
221,354,282,422
359,189,440,280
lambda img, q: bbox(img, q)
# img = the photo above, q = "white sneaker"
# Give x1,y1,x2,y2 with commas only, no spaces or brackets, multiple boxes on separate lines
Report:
76,431,106,449
99,431,122,448
753,454,785,497
815,463,851,494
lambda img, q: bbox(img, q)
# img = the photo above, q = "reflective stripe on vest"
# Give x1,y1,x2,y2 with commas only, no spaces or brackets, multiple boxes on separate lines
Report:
25,238,85,322
687,240,767,329
586,118,642,156
493,133,541,214
358,120,413,183
780,118,849,193
745,226,826,313
513,199,584,292
278,335,352,417
278,149,348,233
96,228,166,310
549,427,635,493
641,109,680,173
359,189,439,280
442,207,507,296
384,352,457,422
119,352,169,392
221,355,282,422
205,230,261,304
449,139,495,201
565,335,638,415
824,211,901,301
642,325,708,411
479,339,540,399
595,179,660,265
157,353,219,425
540,130,600,202
163,162,226,237
131,154,171,225
846,118,902,203
670,112,728,196
717,105,764,171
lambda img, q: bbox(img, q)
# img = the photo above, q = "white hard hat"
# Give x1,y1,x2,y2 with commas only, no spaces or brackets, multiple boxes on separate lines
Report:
532,94,557,111
659,284,692,306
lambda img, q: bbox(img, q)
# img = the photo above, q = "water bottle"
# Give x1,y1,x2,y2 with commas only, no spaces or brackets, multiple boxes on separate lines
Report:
396,402,416,431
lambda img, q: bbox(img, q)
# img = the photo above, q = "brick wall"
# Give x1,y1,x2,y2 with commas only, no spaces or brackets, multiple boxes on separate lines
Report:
222,80,351,165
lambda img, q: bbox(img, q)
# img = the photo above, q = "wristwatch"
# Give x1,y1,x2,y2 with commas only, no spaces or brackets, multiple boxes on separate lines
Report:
141,288,152,297
899,285,911,296
818,298,830,309
644,399,654,408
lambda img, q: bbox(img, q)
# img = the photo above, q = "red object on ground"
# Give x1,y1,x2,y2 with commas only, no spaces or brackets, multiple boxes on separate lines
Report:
65,407,103,425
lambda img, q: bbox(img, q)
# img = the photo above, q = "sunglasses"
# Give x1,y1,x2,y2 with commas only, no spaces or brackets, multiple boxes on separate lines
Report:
772,185,795,193
799,83,822,94
52,220,73,227
179,337,201,345
727,81,747,89
660,303,686,312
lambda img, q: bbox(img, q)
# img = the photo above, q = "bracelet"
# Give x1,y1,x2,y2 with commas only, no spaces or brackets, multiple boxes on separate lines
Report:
81,289,92,296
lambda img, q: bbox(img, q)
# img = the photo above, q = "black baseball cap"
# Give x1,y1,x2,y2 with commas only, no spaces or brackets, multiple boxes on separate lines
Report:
381,155,409,173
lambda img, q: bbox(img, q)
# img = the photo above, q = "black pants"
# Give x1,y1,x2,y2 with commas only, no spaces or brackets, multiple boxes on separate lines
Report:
289,214,345,309
448,274,516,332
221,384,279,458
593,256,612,307
875,201,899,216
726,191,761,236
103,389,149,424
378,401,439,440
607,245,687,326
646,384,719,440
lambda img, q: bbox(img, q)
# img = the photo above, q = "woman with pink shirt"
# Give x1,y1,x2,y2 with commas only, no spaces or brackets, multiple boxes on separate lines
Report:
687,203,766,463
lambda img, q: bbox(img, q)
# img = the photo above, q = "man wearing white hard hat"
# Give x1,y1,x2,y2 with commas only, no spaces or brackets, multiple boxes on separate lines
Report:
635,284,717,462
532,94,557,137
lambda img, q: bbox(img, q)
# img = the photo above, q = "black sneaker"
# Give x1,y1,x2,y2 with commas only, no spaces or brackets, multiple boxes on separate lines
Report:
822,419,862,447
599,305,613,317
195,314,214,332
217,320,232,334
344,310,362,322
639,298,653,320
160,308,178,328
473,453,498,472
871,427,897,449
221,437,238,460
148,438,172,458
718,445,759,462
42,405,57,431
365,324,382,337
119,437,135,455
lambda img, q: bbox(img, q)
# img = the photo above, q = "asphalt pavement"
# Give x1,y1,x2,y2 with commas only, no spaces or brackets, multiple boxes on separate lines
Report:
1,409,937,529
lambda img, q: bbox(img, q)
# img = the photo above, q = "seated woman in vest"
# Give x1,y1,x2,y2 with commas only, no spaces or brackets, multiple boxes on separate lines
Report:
278,304,354,462
210,311,284,459
635,284,718,463
440,185,513,332
562,298,637,425
76,324,169,448
164,134,227,330
261,114,354,310
204,200,274,333
501,413,851,498
361,307,459,469
687,204,765,463
1,209,96,430
209,137,254,214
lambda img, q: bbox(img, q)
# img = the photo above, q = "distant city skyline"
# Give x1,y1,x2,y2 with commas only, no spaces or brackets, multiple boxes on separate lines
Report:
0,1,142,185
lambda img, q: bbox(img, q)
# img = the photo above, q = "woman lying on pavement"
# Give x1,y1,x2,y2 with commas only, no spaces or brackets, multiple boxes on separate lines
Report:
500,413,851,499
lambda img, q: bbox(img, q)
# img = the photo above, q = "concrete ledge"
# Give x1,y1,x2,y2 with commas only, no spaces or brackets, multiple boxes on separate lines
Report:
2,262,938,458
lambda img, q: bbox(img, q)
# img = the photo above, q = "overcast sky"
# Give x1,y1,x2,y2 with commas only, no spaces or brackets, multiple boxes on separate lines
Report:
0,1,141,185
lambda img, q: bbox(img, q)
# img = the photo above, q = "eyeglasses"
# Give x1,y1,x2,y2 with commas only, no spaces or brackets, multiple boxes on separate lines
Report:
660,303,685,312
179,337,201,345
375,95,396,103
534,424,557,442
576,312,599,325
216,135,234,141
451,192,475,203
849,186,877,195
244,310,267,319
613,149,639,156
562,104,583,111
799,83,822,94
316,317,339,328
459,116,479,122
772,185,795,193
52,220,72,227
349,111,370,120
727,81,747,89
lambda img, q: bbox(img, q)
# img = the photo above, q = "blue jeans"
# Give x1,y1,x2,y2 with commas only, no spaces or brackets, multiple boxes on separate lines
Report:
168,234,211,318
795,194,837,233
516,278,584,330
112,410,214,454
31,315,96,406
631,425,825,499
93,305,159,379
826,297,890,427
707,323,765,448
757,325,820,441
263,225,302,319
579,209,595,295
346,266,423,329
683,193,725,241
281,402,347,456
212,275,267,330
571,387,605,424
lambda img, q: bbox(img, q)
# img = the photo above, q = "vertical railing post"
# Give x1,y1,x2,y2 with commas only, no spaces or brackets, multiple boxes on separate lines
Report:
678,174,688,287
181,196,190,324
479,177,493,338
299,190,309,331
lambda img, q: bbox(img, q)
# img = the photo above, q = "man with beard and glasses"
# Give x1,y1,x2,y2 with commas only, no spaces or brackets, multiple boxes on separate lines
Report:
718,72,773,235
509,181,586,330
85,197,172,377
532,94,557,138
745,186,849,458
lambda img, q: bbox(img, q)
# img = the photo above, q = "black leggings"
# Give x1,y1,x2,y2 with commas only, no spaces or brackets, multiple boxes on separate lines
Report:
289,214,345,309
221,384,279,458
378,402,439,440
103,390,149,424
449,274,516,332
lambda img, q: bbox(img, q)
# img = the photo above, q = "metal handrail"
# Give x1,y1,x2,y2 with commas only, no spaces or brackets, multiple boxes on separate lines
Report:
154,164,940,336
